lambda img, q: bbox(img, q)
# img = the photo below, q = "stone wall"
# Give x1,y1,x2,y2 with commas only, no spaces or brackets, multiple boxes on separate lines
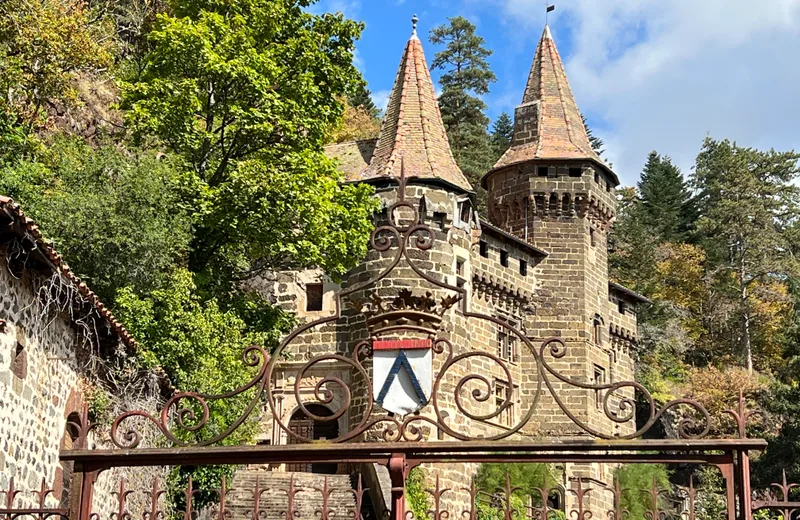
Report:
0,254,164,517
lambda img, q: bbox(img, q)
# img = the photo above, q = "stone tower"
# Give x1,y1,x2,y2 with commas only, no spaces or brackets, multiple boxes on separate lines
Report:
258,19,648,517
482,24,645,505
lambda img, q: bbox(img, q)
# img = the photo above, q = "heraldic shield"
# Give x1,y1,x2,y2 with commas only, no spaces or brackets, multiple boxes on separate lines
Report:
372,339,432,415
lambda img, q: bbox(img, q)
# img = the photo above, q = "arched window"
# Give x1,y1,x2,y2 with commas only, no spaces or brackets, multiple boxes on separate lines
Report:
592,314,604,345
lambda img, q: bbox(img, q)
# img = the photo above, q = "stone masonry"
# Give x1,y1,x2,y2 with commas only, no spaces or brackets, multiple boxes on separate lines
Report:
253,20,649,518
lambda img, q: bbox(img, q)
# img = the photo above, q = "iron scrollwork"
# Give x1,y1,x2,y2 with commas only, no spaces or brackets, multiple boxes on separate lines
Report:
102,165,746,450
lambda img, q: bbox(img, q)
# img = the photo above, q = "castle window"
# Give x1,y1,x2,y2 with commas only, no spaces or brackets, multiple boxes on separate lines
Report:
305,283,324,312
618,300,627,315
500,250,509,267
456,258,467,289
519,259,527,276
592,315,604,345
494,380,516,426
569,167,582,177
455,196,473,229
589,227,597,247
593,365,606,409
496,314,519,363
479,240,489,258
594,171,600,183
538,166,549,177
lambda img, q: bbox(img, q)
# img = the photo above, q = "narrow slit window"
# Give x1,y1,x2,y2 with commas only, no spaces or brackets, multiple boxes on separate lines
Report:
519,259,528,276
593,365,606,408
479,240,489,258
590,227,597,247
306,283,324,312
500,250,509,267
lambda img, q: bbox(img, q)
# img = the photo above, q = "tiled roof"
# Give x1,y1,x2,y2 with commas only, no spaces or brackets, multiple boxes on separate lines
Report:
491,26,618,184
325,139,376,180
361,33,472,192
0,195,138,350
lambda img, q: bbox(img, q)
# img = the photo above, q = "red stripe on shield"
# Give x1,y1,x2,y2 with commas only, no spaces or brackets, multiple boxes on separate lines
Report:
373,339,432,350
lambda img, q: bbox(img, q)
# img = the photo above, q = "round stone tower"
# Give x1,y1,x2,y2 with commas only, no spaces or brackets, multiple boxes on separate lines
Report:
481,24,633,512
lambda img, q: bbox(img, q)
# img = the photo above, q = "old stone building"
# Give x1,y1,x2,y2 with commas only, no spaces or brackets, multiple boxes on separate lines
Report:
253,21,648,514
0,196,163,515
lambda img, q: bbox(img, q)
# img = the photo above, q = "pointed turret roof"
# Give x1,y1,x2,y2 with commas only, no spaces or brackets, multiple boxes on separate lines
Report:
361,21,472,192
487,25,618,184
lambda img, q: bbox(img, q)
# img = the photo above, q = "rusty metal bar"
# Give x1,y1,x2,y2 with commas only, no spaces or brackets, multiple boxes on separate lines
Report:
60,438,765,468
736,450,752,520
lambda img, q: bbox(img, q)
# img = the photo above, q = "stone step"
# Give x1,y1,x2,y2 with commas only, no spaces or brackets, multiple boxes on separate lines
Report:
222,471,362,520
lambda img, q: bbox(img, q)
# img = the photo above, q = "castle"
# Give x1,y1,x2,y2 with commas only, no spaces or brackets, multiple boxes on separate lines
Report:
253,20,648,514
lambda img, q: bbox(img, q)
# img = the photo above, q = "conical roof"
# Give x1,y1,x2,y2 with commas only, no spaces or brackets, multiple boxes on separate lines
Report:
362,30,472,192
489,25,617,184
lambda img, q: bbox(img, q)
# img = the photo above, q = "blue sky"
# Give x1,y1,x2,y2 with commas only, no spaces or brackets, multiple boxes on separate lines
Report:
313,0,800,186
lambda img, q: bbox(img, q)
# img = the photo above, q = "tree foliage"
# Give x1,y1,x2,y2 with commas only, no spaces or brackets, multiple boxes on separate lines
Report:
429,16,498,213
614,465,671,520
0,0,113,152
638,151,695,243
0,137,192,302
693,138,800,371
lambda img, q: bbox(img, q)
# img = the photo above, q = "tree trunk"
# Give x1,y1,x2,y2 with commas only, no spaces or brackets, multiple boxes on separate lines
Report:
740,253,753,373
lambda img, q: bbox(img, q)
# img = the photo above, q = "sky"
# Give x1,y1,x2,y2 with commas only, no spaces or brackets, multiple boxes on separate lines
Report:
312,0,800,186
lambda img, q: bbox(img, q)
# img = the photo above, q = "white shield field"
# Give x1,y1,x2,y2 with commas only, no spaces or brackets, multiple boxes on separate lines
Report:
372,341,433,416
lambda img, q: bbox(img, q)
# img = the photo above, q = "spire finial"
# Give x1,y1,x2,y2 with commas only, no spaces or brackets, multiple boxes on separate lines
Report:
411,14,419,38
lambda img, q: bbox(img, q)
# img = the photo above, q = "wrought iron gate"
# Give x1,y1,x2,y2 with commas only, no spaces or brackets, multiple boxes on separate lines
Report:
2,169,795,520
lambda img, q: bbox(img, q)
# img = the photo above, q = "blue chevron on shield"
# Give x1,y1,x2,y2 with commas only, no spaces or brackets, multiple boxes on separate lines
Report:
372,339,432,415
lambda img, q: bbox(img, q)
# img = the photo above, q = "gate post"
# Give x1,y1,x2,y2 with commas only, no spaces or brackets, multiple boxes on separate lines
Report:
736,450,752,520
68,466,98,520
388,453,409,520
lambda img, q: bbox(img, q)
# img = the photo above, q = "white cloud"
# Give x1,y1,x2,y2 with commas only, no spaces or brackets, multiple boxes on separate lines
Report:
372,89,392,111
500,0,800,184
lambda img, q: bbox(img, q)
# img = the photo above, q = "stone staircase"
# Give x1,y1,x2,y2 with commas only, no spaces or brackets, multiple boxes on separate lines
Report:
228,471,365,520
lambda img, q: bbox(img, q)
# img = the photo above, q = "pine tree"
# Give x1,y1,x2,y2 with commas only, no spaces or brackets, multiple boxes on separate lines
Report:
348,80,380,118
491,112,513,157
581,113,605,157
429,16,496,213
429,17,496,150
693,138,800,372
638,151,695,243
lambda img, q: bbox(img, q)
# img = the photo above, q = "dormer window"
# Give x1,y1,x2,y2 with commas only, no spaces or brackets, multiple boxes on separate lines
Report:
454,196,473,230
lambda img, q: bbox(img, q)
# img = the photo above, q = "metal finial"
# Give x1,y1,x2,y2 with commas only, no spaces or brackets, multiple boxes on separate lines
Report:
411,14,419,37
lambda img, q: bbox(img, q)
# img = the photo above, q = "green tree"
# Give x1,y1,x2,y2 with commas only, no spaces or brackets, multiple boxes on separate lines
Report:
638,151,695,243
614,465,671,520
429,16,496,149
0,0,113,150
491,112,513,157
581,113,605,157
348,80,380,118
476,463,559,504
429,16,497,211
0,137,192,302
121,0,378,283
608,187,660,295
693,137,800,372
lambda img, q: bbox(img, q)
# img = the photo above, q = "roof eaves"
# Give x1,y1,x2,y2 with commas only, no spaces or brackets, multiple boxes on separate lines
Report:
609,281,652,305
0,196,139,350
481,155,620,189
480,220,549,258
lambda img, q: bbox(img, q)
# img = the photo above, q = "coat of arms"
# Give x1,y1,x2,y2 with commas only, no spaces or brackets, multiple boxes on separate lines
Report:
352,288,460,416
